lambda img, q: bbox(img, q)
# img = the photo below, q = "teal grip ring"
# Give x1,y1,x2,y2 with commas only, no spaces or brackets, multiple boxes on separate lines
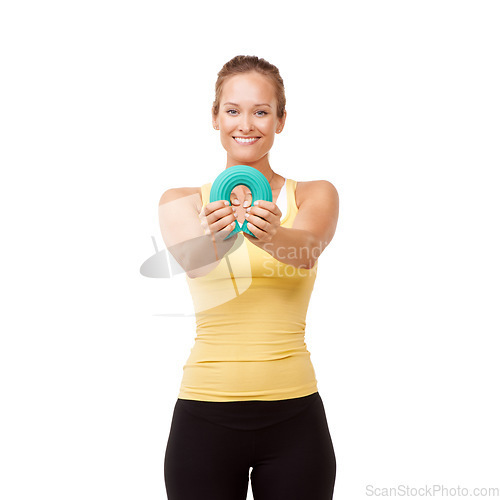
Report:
209,165,273,240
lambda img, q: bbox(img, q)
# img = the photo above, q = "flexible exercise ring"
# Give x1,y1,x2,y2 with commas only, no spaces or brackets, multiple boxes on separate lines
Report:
209,165,273,240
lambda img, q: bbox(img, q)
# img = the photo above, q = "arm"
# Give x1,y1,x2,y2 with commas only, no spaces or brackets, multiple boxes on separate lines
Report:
158,188,237,278
247,180,339,269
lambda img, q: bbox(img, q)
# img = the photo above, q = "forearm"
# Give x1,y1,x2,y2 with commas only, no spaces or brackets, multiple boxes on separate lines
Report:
169,232,238,278
159,190,241,279
251,226,323,269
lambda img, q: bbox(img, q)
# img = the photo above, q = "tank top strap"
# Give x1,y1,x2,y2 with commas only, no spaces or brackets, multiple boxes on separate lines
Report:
281,178,299,225
200,182,212,207
276,177,287,221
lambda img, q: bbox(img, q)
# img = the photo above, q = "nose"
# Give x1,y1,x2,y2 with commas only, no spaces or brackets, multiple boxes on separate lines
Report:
238,113,254,134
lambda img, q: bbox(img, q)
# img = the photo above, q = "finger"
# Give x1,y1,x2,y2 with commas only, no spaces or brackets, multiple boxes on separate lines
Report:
242,195,252,208
200,205,233,230
220,219,236,235
247,204,282,221
213,212,238,233
202,201,232,224
204,200,229,217
251,200,281,217
245,213,270,232
231,197,241,206
246,221,265,238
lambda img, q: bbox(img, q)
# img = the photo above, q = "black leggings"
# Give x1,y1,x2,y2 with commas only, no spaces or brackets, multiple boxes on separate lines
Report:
164,392,336,499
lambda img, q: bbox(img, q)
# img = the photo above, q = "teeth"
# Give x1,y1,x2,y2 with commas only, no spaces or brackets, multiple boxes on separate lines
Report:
234,137,259,143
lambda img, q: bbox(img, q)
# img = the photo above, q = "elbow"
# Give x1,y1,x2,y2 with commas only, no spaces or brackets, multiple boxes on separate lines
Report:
306,258,318,270
302,256,318,270
305,232,322,269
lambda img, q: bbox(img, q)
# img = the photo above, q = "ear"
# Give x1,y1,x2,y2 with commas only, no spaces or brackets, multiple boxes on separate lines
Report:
277,110,287,132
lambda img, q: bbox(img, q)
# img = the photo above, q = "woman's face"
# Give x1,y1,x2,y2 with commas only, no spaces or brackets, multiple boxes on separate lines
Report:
213,71,286,165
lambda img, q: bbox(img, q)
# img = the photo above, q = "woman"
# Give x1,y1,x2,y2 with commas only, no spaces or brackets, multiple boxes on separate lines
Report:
159,55,340,499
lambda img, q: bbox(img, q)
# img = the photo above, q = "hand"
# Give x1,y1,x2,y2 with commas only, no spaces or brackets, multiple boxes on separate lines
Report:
199,200,238,240
243,200,282,243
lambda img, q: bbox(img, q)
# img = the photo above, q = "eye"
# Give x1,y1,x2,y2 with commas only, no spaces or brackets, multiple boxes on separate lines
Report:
256,111,268,117
226,109,238,115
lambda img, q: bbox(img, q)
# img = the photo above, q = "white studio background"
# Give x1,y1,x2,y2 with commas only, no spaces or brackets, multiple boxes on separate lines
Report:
1,1,499,499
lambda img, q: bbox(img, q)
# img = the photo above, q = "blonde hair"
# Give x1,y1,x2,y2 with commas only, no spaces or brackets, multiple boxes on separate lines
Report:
212,55,286,119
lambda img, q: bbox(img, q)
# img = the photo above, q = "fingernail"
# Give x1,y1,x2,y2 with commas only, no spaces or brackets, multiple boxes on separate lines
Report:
243,200,250,207
224,200,229,205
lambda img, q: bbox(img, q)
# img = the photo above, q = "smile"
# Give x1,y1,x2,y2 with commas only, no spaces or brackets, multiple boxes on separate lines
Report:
233,137,260,145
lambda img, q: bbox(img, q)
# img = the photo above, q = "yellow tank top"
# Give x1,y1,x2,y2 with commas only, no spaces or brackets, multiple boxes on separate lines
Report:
178,178,319,402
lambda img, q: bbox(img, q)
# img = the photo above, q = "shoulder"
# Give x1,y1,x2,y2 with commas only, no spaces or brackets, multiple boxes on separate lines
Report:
158,186,202,207
295,180,339,208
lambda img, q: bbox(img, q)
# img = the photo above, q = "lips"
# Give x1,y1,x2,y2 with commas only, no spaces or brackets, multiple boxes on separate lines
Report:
233,137,260,145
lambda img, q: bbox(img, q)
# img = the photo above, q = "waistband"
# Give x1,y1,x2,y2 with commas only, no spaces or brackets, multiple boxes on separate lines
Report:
175,391,320,431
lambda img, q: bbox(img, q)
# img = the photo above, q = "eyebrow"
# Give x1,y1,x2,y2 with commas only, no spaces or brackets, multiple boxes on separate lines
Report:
223,102,271,108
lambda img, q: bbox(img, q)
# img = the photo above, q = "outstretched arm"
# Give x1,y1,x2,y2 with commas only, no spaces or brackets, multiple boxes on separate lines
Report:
244,180,339,269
